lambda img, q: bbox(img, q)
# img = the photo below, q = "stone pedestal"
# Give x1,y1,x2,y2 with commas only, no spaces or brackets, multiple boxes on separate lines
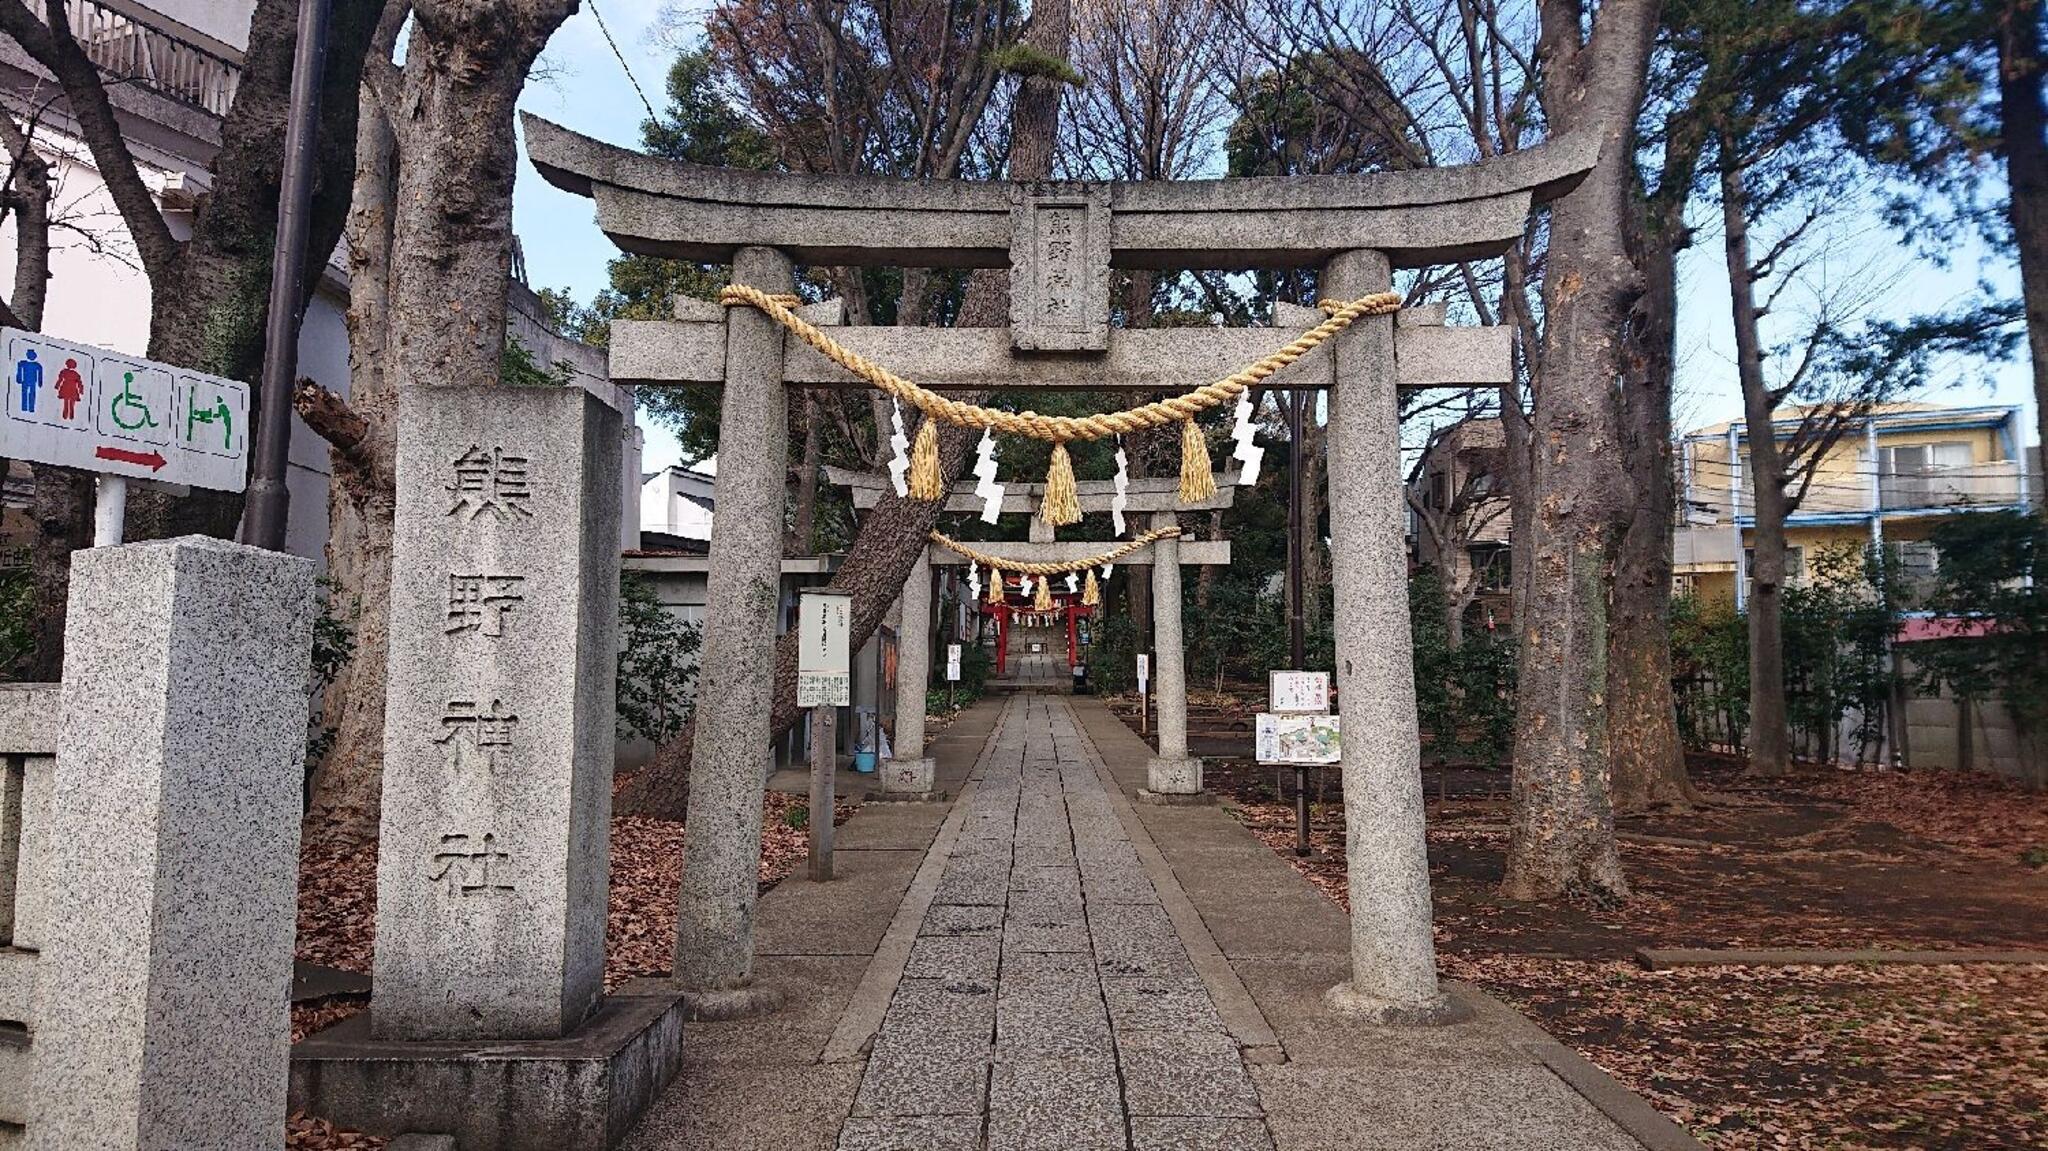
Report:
673,247,794,1000
1142,524,1204,800
29,537,314,1150
1321,250,1451,1022
881,551,940,800
373,384,621,1042
290,993,684,1151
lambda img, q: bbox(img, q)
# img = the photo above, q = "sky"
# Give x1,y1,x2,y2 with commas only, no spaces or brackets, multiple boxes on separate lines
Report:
513,3,2041,476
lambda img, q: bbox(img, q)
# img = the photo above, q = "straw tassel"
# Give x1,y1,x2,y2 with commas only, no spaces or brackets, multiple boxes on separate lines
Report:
1033,575,1055,611
1178,418,1216,504
1082,568,1101,607
987,566,1007,605
908,417,944,501
1040,442,1082,527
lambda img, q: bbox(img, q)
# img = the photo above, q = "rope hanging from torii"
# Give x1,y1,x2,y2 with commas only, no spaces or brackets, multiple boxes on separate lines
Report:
720,286,1404,524
930,526,1181,611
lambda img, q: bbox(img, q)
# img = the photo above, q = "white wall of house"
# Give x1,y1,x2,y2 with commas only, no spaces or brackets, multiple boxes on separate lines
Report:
640,465,716,542
148,1,255,51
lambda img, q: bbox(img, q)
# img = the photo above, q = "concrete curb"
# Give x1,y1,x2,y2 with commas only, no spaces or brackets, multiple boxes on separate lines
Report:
1522,1039,1708,1151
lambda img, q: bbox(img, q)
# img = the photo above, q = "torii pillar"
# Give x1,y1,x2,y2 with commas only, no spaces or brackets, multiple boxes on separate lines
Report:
1321,250,1452,1021
879,548,937,799
1142,516,1203,801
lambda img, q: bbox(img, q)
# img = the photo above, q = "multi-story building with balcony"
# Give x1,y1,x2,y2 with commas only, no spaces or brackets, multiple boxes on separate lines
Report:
1672,403,2035,606
1406,417,1514,634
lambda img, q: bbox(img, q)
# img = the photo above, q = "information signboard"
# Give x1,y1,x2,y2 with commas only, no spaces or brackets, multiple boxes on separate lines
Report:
1268,670,1330,715
796,589,853,707
945,643,962,681
1,328,249,492
1255,713,1341,765
1136,652,1150,692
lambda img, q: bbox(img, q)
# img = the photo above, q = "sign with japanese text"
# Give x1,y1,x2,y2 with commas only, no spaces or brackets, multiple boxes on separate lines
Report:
0,328,249,491
1268,671,1330,715
946,643,962,682
1256,713,1341,765
797,589,853,707
1137,652,1150,692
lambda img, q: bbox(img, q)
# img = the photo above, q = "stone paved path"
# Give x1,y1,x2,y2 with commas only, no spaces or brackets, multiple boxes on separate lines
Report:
836,694,1274,1151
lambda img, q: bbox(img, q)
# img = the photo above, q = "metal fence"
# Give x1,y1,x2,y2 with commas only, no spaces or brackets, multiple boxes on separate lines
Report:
60,0,240,117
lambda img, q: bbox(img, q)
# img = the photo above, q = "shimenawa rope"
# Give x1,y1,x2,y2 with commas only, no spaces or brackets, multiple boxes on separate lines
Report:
721,286,1403,516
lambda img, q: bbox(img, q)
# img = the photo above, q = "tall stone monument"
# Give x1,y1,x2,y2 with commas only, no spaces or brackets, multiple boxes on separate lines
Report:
294,385,685,1150
879,549,937,798
373,385,620,1039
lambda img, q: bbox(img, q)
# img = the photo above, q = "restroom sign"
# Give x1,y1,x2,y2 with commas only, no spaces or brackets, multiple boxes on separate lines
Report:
0,329,250,492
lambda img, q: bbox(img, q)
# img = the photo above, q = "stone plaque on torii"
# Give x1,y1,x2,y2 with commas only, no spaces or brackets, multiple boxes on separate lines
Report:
525,113,1596,1025
827,466,1234,800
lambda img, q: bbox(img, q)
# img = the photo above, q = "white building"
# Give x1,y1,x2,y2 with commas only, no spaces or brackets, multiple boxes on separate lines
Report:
0,1,639,563
638,462,716,548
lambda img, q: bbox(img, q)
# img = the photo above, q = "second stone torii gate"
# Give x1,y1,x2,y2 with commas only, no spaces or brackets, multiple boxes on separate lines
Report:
830,466,1234,802
527,113,1596,1023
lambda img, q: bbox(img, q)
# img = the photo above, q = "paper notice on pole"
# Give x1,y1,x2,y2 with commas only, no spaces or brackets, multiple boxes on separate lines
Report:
797,589,853,707
946,644,962,681
1268,670,1330,715
0,328,249,492
1256,713,1340,765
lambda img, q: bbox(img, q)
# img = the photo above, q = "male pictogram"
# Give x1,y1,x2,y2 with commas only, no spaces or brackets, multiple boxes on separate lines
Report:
14,349,40,412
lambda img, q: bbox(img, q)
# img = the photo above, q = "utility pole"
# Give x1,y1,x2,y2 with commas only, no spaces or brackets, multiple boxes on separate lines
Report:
243,0,332,551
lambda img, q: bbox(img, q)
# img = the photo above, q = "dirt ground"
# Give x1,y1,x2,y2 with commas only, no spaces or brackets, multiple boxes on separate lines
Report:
1109,692,2048,1151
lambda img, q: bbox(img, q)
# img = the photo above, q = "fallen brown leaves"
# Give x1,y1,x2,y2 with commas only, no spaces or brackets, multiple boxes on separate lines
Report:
294,792,858,1001
1223,762,2048,1151
289,790,856,1144
285,1111,385,1150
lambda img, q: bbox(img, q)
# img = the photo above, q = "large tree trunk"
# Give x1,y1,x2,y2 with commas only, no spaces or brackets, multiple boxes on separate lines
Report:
1500,0,1660,903
618,0,1074,819
1720,149,1793,778
299,0,575,841
1999,1,2048,481
1610,162,1700,812
303,14,404,840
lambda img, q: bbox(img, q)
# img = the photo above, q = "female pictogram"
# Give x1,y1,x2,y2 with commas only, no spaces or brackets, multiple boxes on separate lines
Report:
54,358,84,420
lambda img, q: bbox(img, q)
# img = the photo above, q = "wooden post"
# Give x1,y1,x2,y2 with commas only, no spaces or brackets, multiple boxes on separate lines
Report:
809,704,835,881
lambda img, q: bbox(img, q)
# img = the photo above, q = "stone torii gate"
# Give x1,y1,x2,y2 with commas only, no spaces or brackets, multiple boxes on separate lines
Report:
527,114,1596,1023
828,466,1235,802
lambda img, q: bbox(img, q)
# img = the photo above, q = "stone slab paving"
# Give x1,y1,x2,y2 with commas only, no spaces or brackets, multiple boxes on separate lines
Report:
837,694,1276,1151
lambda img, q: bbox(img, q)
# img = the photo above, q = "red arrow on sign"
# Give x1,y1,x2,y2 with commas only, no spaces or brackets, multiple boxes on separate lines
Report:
95,445,168,471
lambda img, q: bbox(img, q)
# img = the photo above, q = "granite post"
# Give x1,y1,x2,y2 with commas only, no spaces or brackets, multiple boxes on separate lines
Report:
1143,521,1203,798
374,385,622,1040
1321,249,1451,1021
28,537,313,1149
881,550,936,797
672,246,793,1005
